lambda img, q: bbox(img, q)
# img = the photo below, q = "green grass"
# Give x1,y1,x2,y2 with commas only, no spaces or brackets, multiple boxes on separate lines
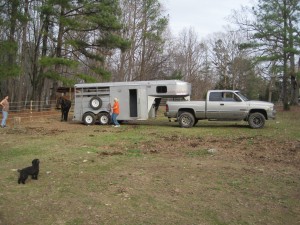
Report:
0,106,299,225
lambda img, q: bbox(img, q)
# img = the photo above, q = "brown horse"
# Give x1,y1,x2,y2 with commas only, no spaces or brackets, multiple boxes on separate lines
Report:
57,97,71,121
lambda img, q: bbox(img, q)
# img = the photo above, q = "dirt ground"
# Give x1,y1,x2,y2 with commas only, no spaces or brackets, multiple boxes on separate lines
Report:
6,108,300,170
1,107,300,225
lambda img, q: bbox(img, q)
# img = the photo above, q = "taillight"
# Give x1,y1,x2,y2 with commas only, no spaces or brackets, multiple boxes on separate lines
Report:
166,104,169,112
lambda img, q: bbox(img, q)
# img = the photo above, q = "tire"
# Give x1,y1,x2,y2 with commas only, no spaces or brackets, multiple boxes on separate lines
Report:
193,119,199,126
83,112,95,125
99,112,110,125
178,112,195,128
248,112,265,129
89,96,102,110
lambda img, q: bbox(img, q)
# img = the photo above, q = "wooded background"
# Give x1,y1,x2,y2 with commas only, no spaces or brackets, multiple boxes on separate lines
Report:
0,0,299,111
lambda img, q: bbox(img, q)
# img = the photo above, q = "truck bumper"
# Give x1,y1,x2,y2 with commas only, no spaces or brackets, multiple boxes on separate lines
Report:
268,109,276,119
164,111,177,118
164,112,178,122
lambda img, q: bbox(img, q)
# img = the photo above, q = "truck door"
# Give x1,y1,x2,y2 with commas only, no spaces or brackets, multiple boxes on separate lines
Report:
206,91,248,119
206,92,222,119
217,91,247,119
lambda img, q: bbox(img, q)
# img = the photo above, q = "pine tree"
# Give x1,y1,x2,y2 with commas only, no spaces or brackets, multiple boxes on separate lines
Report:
39,0,130,101
238,0,300,109
0,0,130,104
0,0,21,81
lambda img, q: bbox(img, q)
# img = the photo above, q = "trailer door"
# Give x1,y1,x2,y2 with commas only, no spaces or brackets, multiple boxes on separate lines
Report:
129,89,138,117
129,88,148,119
137,88,148,119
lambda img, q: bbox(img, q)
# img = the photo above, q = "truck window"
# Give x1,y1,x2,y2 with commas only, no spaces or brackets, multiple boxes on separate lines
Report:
209,92,222,101
156,86,167,93
220,92,242,102
236,92,248,101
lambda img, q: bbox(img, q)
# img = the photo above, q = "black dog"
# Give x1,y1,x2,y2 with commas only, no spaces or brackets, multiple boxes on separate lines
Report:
17,159,40,184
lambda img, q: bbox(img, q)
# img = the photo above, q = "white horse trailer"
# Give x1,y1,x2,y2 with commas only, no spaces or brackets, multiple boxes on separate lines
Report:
73,80,191,125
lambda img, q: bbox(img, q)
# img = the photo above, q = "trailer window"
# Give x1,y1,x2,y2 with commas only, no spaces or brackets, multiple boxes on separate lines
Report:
156,86,167,93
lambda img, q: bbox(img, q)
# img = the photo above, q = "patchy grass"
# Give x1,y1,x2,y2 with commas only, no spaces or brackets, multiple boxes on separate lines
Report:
0,106,299,225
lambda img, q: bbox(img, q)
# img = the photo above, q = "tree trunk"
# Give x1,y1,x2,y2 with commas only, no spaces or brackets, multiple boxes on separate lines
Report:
51,6,65,105
139,7,147,81
289,18,298,105
128,0,137,81
282,0,290,110
17,0,29,111
8,0,19,102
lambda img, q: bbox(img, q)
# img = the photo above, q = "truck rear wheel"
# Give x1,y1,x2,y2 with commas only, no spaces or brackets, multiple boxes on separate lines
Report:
248,112,265,129
178,112,195,128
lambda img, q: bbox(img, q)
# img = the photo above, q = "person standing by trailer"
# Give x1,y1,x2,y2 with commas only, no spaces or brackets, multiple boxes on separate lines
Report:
0,95,9,128
111,98,120,127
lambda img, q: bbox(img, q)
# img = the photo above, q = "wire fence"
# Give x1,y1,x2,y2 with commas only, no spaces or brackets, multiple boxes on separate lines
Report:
0,97,187,128
7,100,56,112
0,100,74,127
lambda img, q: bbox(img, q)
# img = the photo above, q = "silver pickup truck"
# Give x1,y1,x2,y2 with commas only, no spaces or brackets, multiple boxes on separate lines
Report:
164,90,276,128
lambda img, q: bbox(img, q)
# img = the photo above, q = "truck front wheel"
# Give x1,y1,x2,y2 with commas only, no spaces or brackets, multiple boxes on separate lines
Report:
248,112,265,129
193,119,199,126
178,112,195,128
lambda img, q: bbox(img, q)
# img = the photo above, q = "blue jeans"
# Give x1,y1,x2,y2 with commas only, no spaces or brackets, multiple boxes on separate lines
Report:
1,111,8,127
112,113,119,125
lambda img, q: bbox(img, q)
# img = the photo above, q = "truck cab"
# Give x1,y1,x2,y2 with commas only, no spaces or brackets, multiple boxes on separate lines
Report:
206,90,249,120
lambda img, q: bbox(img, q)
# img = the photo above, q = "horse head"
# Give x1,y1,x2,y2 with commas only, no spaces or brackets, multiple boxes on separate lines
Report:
56,96,64,109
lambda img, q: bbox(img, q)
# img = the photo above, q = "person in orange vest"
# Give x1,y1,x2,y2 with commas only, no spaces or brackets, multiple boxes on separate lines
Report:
111,98,120,127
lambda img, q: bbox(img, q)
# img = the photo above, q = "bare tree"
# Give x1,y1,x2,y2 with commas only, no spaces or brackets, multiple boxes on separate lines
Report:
110,0,168,81
170,28,214,99
206,30,266,99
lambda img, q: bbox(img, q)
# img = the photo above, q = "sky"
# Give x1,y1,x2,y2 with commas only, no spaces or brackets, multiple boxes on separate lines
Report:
163,0,255,38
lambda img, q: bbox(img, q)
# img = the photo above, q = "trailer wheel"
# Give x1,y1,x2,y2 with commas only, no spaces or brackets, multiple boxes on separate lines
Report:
178,112,195,128
248,112,265,129
83,112,95,125
99,112,110,125
90,96,102,110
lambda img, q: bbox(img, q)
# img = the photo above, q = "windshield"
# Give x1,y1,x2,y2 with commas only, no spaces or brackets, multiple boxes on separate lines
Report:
236,92,249,101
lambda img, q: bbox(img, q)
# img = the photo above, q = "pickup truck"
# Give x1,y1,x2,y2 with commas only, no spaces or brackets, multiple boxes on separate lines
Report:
164,90,276,128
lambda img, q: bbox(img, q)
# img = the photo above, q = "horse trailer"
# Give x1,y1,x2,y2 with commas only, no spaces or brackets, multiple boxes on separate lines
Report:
73,80,191,125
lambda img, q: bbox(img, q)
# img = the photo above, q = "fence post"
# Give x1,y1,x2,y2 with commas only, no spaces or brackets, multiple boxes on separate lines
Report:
30,100,33,121
13,117,21,128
